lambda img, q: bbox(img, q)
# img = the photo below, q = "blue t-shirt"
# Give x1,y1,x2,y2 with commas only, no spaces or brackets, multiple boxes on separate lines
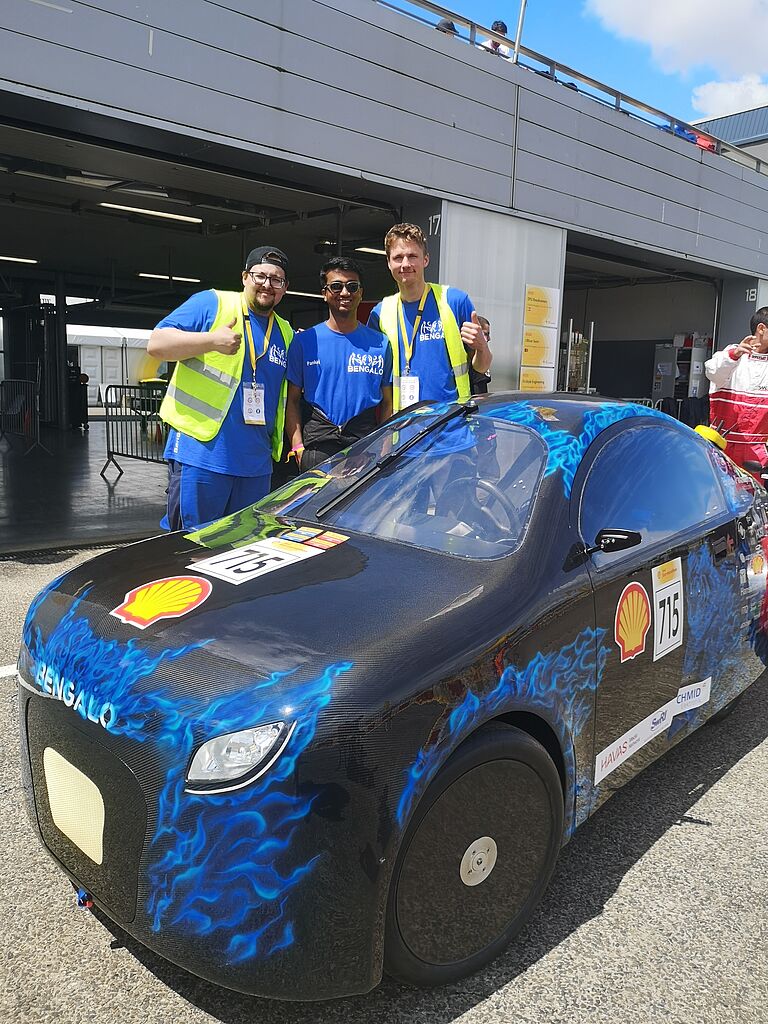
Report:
368,287,474,403
157,289,288,477
287,322,392,426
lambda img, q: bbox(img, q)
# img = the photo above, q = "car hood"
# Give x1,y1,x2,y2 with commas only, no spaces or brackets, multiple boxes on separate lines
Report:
19,512,496,734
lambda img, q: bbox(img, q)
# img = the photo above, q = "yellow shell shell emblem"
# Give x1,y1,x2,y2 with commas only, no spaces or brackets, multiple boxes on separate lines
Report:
614,581,651,662
110,575,212,629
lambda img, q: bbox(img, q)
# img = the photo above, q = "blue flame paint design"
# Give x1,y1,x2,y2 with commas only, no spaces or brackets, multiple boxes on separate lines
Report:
396,628,609,833
22,587,352,962
145,660,352,963
683,542,742,685
492,401,670,497
673,539,759,739
22,590,206,731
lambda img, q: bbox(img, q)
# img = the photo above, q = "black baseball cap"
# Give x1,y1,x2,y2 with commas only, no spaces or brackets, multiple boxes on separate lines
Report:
436,18,457,33
244,245,289,273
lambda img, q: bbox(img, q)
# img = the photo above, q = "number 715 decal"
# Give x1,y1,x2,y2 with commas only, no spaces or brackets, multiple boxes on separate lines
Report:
652,557,684,661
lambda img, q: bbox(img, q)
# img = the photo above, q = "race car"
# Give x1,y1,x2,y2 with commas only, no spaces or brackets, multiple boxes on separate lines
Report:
18,394,768,1000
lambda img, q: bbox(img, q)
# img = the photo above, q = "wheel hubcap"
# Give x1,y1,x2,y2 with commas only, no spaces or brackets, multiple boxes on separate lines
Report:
459,836,498,886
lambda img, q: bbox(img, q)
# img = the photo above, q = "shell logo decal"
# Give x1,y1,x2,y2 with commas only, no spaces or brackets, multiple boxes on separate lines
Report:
110,576,212,630
614,581,651,662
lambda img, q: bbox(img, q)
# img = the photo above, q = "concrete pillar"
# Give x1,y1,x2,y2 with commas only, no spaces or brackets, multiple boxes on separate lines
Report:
439,202,566,390
54,272,69,429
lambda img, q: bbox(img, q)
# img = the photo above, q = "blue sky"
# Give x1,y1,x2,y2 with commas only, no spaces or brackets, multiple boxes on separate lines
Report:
395,1,768,125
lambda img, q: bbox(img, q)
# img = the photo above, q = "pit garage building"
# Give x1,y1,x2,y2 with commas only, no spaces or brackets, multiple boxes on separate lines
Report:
2,0,768,429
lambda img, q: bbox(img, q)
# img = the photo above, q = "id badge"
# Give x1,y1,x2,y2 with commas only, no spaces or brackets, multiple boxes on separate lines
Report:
400,375,420,408
243,383,266,425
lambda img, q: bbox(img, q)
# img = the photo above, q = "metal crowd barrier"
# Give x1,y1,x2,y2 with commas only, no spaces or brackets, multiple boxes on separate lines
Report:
0,378,49,455
100,383,167,480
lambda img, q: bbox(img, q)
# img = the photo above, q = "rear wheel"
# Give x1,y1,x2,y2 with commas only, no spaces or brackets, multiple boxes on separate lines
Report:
384,724,563,987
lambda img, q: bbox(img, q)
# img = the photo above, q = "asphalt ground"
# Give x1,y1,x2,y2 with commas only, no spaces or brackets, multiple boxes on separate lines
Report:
2,549,767,1024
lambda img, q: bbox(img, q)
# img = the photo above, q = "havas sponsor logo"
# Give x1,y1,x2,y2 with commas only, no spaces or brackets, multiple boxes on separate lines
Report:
268,343,287,368
347,351,384,375
594,677,711,784
34,661,116,730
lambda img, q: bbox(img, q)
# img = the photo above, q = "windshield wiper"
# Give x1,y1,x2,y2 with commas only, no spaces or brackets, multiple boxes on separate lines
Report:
315,400,478,520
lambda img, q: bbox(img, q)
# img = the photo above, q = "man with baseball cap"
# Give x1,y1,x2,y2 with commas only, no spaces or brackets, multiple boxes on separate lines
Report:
149,245,293,529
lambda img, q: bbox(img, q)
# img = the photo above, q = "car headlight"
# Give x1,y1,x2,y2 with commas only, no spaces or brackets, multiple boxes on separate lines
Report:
185,720,295,794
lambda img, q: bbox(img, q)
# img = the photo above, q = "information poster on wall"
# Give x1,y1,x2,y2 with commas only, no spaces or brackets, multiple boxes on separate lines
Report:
520,284,561,392
520,367,557,392
522,326,558,368
523,285,560,329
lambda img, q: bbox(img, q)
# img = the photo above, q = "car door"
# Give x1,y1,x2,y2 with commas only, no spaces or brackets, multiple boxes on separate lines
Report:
574,421,736,809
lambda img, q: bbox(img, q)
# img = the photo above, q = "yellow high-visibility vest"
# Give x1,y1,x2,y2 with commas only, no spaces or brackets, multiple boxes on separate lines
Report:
378,284,470,412
159,290,293,461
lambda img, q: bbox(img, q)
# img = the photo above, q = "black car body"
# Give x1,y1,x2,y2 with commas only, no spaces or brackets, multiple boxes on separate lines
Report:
18,394,768,999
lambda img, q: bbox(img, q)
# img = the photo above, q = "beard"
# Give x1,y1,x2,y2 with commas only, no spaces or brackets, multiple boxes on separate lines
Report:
251,294,276,315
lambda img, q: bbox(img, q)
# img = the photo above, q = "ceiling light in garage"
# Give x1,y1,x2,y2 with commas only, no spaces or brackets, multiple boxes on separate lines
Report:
287,290,323,299
355,247,387,256
0,255,38,264
138,273,201,283
100,203,202,224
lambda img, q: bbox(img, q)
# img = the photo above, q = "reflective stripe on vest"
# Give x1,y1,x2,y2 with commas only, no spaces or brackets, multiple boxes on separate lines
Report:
378,284,471,412
159,289,293,460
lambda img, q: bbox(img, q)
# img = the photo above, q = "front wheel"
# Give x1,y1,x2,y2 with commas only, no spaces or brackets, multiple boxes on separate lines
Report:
384,723,563,987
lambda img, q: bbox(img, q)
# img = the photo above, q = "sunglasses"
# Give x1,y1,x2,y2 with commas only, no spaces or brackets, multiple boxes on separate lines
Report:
324,280,361,294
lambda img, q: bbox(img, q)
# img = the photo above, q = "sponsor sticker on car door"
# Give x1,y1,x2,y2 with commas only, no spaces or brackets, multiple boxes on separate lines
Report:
652,557,684,661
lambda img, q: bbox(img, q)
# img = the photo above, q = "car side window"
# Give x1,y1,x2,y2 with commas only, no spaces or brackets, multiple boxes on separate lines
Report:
580,425,727,560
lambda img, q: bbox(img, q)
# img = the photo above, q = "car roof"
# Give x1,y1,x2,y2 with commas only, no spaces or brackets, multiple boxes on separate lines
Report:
475,391,665,439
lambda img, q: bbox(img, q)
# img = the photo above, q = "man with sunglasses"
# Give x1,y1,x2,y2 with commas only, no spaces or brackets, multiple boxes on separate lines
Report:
285,256,392,470
149,246,292,529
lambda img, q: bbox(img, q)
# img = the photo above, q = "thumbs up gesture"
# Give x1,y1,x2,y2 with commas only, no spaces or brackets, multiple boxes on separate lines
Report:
460,310,488,351
209,317,242,355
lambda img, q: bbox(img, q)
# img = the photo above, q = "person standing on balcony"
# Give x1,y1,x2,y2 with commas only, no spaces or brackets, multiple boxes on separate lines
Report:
148,246,292,530
285,256,392,470
367,223,491,412
479,20,510,57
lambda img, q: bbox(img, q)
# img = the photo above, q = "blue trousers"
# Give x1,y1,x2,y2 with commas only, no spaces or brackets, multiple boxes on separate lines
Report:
162,460,271,531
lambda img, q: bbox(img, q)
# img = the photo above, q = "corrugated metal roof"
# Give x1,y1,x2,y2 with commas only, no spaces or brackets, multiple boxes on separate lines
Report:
696,105,768,144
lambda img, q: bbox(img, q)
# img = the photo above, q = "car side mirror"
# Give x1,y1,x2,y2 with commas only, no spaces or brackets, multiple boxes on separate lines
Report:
743,460,763,473
585,528,642,556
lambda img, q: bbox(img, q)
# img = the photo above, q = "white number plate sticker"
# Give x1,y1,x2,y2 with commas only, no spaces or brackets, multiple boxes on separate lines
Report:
652,557,684,661
189,538,318,585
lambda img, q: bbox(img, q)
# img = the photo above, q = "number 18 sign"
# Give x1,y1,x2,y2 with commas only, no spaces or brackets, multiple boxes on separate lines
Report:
652,557,684,661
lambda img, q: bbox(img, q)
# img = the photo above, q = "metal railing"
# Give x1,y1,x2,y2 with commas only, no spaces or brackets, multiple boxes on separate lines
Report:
375,0,767,177
0,378,49,455
100,383,168,480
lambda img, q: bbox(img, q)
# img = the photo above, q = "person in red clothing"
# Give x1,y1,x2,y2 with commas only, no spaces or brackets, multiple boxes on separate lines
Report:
705,307,768,471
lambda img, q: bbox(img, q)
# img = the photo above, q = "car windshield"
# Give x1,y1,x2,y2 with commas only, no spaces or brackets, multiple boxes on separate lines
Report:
257,405,547,557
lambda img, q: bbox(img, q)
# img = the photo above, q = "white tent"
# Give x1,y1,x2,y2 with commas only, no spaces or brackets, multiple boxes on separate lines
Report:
67,324,155,404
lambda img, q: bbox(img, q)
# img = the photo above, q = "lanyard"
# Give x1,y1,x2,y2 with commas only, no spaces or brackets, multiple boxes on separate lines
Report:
397,286,430,374
241,296,273,384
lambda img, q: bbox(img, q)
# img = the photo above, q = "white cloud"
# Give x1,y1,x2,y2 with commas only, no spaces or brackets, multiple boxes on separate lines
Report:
692,75,768,120
584,0,768,78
